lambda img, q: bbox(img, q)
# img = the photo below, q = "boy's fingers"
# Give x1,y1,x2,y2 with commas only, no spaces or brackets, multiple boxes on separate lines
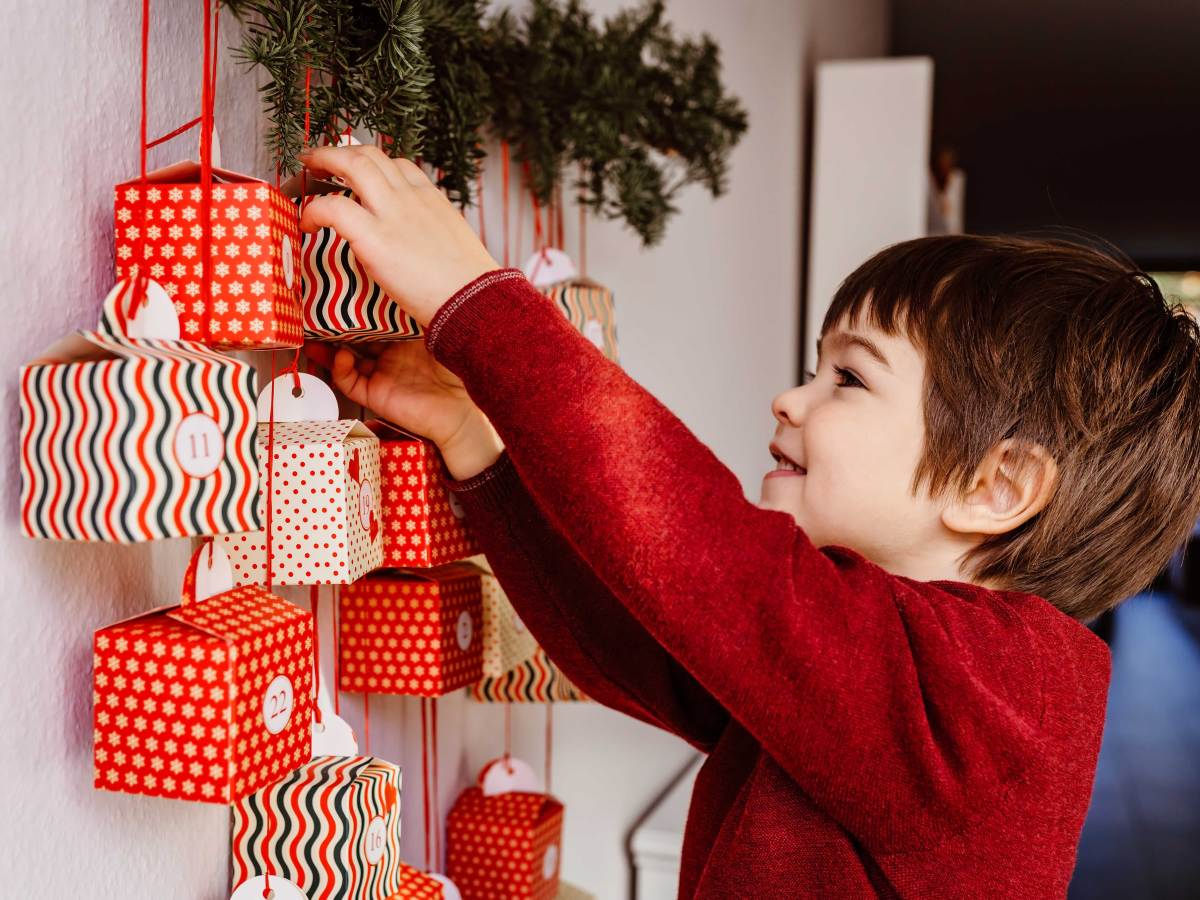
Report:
330,348,370,407
299,193,374,238
302,341,335,371
298,146,402,213
392,157,436,190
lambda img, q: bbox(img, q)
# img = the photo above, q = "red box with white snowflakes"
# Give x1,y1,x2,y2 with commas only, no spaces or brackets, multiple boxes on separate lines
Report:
369,420,479,568
114,160,304,349
92,577,313,804
217,418,384,585
446,786,564,900
339,564,484,697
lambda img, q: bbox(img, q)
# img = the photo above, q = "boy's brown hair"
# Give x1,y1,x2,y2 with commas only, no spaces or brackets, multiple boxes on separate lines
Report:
823,234,1200,620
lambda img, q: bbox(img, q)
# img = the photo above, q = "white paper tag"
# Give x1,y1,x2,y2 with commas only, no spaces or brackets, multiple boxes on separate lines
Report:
364,815,387,864
230,875,307,900
456,611,474,651
446,489,466,520
480,756,542,797
428,873,462,900
257,372,339,423
175,412,224,478
193,542,235,603
358,480,374,530
282,234,295,289
542,843,559,880
583,319,606,351
262,674,295,735
522,248,577,289
311,710,358,757
102,278,181,340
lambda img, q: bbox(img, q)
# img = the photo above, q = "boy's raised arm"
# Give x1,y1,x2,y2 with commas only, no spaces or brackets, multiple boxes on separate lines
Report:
448,450,729,752
425,269,1099,851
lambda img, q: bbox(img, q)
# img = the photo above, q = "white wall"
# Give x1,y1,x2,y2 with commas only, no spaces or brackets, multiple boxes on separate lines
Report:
0,1,886,898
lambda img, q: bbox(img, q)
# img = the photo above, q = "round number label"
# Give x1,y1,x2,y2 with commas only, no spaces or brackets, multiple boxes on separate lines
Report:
365,815,387,864
230,875,307,900
583,319,606,351
456,611,474,651
262,674,294,735
542,844,559,880
446,489,466,520
358,480,374,530
282,234,295,289
174,412,223,478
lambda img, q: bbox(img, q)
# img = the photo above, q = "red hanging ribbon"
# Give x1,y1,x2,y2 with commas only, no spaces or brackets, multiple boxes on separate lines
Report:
503,702,512,771
333,586,342,716
310,586,322,724
363,692,370,755
432,697,441,871
421,698,432,872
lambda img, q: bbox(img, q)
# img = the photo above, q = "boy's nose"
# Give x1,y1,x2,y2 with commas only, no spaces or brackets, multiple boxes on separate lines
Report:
772,385,807,426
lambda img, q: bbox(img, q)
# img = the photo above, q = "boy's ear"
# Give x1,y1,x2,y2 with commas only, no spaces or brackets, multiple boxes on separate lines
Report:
941,439,1059,537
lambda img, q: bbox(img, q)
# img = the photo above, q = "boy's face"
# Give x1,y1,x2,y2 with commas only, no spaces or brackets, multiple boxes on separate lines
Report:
760,313,944,571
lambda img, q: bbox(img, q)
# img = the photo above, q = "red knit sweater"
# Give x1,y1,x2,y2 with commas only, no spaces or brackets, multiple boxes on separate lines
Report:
427,269,1112,899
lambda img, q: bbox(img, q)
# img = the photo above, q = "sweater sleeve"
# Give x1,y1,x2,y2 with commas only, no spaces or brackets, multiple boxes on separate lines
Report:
426,269,1108,852
446,451,729,752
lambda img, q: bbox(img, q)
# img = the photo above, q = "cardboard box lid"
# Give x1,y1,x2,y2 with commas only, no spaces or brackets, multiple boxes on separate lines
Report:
365,418,427,444
372,561,485,586
254,419,376,446
116,159,267,188
97,584,306,647
25,330,240,370
449,786,564,830
279,172,350,200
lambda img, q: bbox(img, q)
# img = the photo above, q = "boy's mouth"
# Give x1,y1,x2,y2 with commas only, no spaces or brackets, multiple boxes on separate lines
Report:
769,444,807,475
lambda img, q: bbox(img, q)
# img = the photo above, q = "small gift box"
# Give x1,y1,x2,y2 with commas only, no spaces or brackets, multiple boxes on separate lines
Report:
339,564,484,697
387,865,447,900
475,563,538,679
285,176,422,342
542,279,619,363
92,543,313,803
20,279,260,542
231,754,404,900
370,420,479,569
447,774,564,900
114,160,304,349
470,648,587,704
217,373,383,585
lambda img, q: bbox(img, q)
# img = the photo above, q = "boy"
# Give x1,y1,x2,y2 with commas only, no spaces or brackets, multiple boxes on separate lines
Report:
298,145,1200,898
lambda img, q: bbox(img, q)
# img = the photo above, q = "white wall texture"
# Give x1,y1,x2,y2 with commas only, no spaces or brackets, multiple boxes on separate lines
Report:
0,1,886,898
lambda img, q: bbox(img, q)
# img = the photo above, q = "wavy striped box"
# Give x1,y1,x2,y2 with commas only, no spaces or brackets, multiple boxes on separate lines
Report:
114,161,305,349
447,788,564,900
232,755,404,900
93,584,313,803
339,565,484,697
542,279,619,363
19,331,261,542
286,178,423,342
470,648,587,704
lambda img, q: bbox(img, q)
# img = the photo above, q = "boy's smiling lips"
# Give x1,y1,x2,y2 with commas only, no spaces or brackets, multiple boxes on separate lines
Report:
768,442,807,477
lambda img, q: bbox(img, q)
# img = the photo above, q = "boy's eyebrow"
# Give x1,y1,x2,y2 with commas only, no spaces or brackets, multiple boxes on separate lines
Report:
816,332,893,371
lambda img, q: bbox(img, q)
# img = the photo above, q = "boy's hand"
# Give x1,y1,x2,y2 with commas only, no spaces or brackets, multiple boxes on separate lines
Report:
305,340,504,481
296,145,501,327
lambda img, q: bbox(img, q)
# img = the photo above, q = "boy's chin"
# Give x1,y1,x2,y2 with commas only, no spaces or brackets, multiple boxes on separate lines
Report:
757,495,802,524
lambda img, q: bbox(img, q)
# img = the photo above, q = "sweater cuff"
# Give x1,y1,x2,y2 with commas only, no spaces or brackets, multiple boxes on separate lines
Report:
424,267,528,358
440,449,521,510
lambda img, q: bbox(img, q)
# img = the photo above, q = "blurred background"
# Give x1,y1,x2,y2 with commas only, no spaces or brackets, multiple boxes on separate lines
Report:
2,1,1197,898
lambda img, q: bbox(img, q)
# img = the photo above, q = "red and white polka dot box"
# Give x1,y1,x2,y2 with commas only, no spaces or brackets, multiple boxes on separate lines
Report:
446,780,564,900
217,373,384,585
386,864,446,900
368,420,480,569
92,543,313,804
114,160,304,350
339,563,484,697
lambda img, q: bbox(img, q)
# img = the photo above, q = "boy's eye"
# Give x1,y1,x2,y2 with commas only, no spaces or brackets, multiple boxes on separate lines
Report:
833,365,864,388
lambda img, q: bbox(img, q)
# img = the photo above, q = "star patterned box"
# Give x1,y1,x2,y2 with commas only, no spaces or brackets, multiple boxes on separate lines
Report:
114,160,304,349
447,786,564,900
92,553,313,804
232,755,404,900
369,420,479,569
339,564,484,697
